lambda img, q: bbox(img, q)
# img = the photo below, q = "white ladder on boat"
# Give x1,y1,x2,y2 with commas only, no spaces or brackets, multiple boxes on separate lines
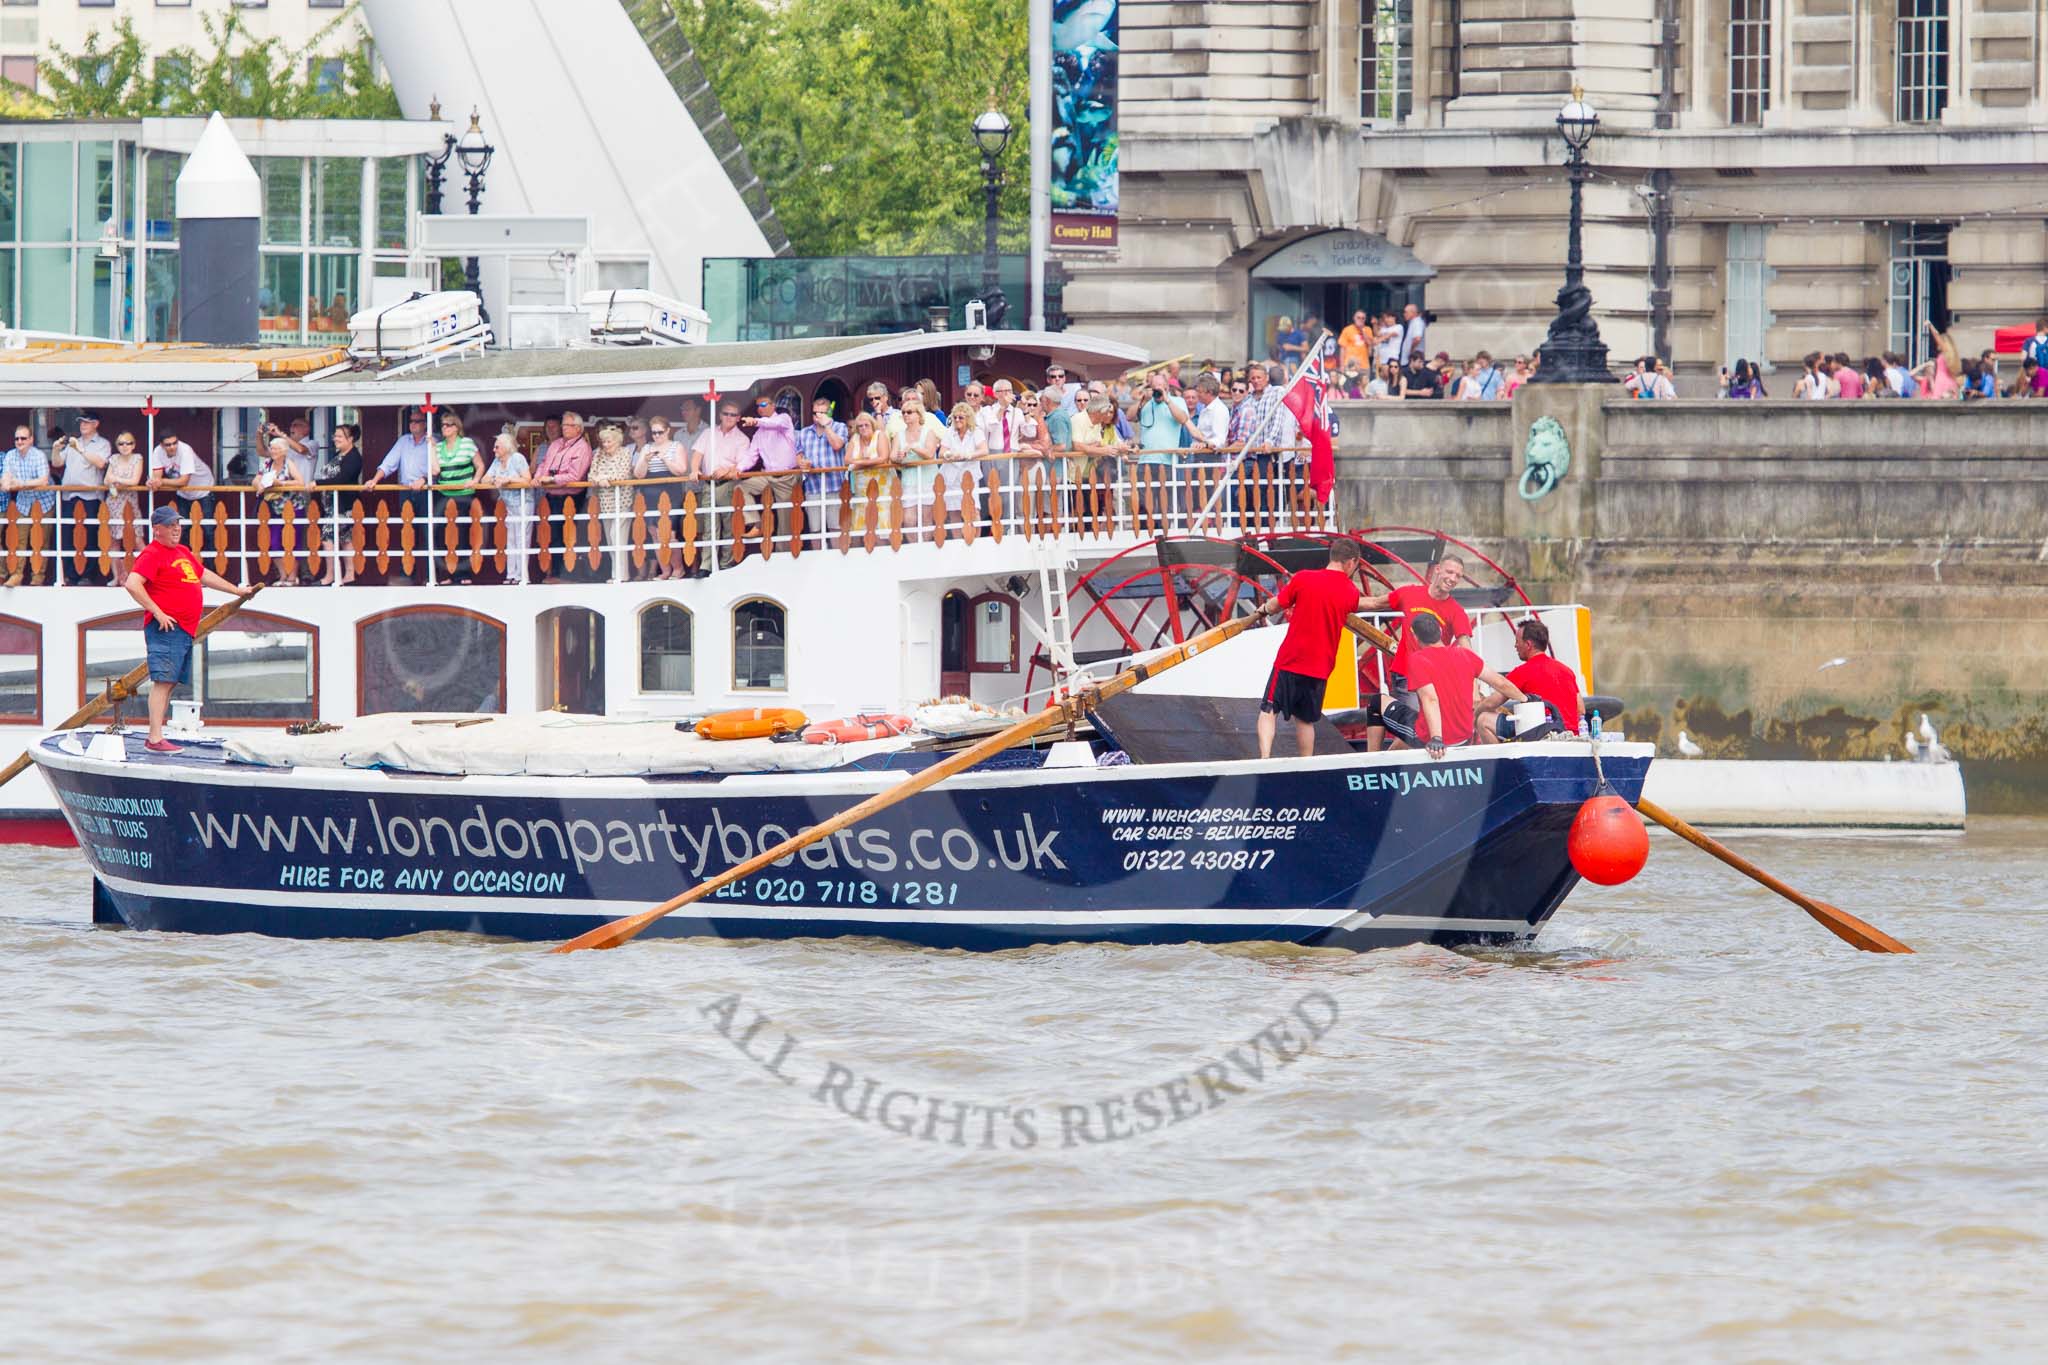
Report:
1025,539,1080,702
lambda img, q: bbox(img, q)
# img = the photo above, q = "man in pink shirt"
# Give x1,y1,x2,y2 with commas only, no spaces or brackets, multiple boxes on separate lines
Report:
730,395,801,541
1830,354,1865,399
692,401,751,477
535,410,592,487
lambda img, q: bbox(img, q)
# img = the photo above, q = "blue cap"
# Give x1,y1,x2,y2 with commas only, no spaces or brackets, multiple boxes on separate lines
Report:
150,504,181,527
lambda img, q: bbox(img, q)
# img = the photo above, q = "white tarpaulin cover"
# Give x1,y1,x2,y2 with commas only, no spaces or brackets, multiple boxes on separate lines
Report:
223,713,914,777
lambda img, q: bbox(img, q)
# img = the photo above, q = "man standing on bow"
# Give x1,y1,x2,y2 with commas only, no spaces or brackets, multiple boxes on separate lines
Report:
126,503,252,752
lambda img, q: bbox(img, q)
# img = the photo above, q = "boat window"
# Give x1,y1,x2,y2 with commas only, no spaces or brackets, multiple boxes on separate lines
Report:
639,602,694,694
194,615,317,721
357,607,506,715
969,592,1019,673
83,620,188,708
0,615,40,723
79,611,317,722
732,598,787,691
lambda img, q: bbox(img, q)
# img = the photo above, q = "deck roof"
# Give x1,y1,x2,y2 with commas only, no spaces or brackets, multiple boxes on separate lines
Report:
0,329,1147,406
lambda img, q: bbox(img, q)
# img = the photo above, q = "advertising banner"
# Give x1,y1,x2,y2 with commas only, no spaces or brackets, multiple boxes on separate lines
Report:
1049,0,1119,250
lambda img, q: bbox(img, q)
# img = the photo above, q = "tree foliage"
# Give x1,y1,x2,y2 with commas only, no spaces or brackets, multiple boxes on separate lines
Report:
673,0,1029,257
27,4,399,120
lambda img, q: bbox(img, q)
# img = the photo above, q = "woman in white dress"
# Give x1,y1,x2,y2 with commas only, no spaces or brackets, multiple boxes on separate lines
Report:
937,402,987,531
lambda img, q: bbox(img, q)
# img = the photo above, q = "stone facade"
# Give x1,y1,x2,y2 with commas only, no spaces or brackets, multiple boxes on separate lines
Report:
1071,0,2048,392
1331,393,2048,802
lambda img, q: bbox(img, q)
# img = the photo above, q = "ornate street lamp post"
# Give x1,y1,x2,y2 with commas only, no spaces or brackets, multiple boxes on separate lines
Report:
1530,87,1612,384
423,133,455,217
972,102,1012,330
455,108,496,322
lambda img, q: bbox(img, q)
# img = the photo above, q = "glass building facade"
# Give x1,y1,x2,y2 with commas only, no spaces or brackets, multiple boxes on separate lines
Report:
0,121,428,344
703,253,1048,342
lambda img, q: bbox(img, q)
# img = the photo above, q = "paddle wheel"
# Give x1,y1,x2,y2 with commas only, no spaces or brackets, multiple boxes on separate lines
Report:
1022,529,1533,706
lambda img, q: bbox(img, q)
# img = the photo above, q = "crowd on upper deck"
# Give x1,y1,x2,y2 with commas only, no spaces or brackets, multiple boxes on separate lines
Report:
0,355,1331,587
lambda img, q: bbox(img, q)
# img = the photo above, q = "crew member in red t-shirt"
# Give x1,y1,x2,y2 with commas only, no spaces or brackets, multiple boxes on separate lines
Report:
1251,539,1364,758
1357,556,1474,750
124,503,252,751
1479,618,1582,742
1385,614,1524,758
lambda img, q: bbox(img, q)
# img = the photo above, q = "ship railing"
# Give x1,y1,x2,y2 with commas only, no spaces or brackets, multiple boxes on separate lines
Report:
0,448,1322,585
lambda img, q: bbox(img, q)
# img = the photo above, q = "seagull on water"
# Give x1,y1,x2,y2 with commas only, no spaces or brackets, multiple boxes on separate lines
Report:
1677,731,1704,758
1817,657,1849,672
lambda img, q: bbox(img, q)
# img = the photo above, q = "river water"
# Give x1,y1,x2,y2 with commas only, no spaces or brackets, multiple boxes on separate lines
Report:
2,819,2043,1362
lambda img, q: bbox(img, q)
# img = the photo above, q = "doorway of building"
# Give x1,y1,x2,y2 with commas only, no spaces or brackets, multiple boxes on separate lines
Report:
1889,222,1951,366
1247,230,1435,364
940,590,971,697
538,606,607,714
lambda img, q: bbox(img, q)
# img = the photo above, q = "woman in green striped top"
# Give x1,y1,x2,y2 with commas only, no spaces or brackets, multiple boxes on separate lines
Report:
434,410,482,583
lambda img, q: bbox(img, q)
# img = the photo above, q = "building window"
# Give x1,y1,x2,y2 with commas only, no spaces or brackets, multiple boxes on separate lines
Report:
308,58,345,94
1359,0,1413,123
732,598,787,691
1888,222,1950,365
357,607,506,714
1723,224,1772,372
80,612,317,722
1728,0,1770,126
968,592,1019,673
1,57,37,95
1896,0,1948,123
0,614,40,723
639,602,694,693
597,258,651,291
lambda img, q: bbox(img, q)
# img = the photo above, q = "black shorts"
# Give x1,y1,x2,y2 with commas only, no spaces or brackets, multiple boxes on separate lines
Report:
1261,666,1326,725
1382,701,1467,751
1363,673,1410,727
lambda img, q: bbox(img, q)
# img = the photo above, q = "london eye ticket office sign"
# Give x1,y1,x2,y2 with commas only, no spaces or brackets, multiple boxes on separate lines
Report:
1050,0,1119,251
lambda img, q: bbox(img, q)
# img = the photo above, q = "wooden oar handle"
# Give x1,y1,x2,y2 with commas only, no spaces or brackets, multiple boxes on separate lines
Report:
553,612,1263,953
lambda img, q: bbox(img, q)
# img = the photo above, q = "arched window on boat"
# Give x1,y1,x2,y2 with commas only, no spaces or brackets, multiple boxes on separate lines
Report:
537,605,606,715
78,610,317,722
968,592,1020,673
0,614,41,723
732,597,786,691
639,601,694,694
356,606,505,715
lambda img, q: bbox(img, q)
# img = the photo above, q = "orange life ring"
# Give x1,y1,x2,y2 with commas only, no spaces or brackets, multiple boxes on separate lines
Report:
802,713,913,744
694,707,808,741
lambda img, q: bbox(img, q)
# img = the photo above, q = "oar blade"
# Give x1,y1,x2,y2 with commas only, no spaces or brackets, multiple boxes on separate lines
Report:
1813,901,1914,955
552,909,663,954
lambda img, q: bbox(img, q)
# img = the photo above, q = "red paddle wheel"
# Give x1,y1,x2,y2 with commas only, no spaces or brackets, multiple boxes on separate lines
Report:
1022,529,1529,708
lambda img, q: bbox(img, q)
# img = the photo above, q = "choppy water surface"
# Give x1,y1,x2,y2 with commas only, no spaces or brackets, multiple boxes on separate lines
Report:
3,819,2045,1362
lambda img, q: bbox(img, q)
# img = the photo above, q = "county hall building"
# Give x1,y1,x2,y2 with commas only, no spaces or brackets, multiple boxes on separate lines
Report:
1065,0,2048,391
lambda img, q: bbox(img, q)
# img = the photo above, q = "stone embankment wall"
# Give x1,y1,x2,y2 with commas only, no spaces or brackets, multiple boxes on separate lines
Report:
1333,393,2048,808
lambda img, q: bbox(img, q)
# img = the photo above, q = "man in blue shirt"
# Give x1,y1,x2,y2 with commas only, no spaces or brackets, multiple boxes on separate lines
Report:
794,396,847,546
2,426,55,586
1472,351,1504,400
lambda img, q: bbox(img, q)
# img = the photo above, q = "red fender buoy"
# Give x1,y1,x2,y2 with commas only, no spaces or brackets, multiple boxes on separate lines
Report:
1568,794,1649,885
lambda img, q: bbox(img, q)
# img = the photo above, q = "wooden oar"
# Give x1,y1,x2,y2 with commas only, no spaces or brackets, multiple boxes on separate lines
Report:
553,612,1266,953
1637,797,1911,954
0,585,264,789
1341,606,1908,953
